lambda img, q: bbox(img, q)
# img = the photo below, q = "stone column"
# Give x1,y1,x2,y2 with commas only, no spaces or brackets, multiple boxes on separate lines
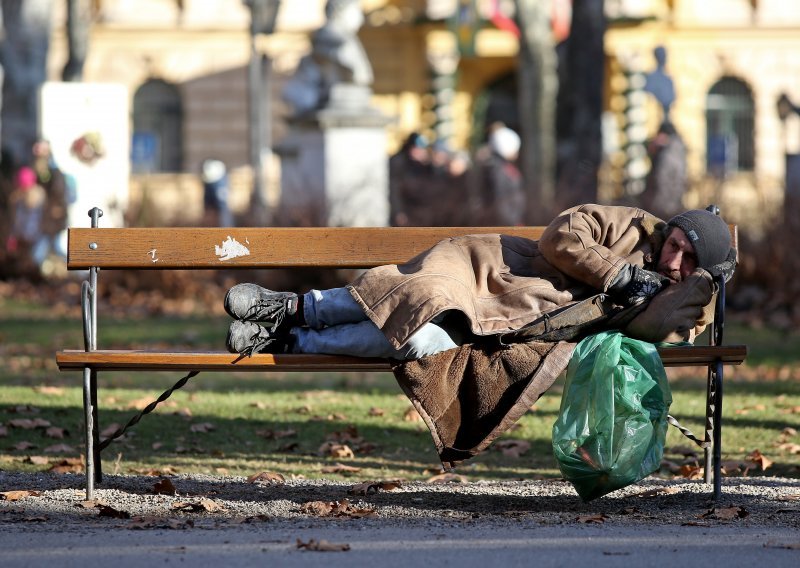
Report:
276,85,392,227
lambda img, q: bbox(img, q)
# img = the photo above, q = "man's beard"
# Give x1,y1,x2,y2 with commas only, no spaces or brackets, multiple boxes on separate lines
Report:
657,264,682,283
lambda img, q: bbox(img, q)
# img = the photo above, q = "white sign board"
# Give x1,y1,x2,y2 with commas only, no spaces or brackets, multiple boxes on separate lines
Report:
39,82,130,228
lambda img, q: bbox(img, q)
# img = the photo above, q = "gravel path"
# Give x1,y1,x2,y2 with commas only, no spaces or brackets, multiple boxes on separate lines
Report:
2,472,799,531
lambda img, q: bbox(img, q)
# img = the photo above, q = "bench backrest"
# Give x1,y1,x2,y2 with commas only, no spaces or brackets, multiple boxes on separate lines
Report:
67,225,738,270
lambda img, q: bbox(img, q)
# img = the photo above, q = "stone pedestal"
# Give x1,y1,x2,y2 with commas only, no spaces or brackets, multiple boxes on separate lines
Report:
276,85,392,227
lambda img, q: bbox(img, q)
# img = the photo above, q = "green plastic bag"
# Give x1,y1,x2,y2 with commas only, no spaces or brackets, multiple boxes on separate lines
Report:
552,331,672,501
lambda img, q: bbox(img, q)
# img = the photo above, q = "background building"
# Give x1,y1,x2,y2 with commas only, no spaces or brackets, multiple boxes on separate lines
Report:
31,0,800,228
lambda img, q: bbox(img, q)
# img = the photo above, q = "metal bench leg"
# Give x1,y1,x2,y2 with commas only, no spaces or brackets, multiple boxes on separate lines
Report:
91,369,102,484
704,364,715,483
713,359,724,501
82,367,95,500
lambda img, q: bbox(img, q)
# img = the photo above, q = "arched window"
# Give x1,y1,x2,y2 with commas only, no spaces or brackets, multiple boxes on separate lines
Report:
132,79,183,173
705,77,754,175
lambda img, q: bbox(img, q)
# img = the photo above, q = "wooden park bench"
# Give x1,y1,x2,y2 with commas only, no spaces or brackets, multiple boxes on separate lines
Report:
56,208,747,500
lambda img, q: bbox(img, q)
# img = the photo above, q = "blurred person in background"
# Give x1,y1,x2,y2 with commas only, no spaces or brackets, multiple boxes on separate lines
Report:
31,139,71,276
474,125,525,226
389,132,432,226
6,166,46,274
201,158,233,227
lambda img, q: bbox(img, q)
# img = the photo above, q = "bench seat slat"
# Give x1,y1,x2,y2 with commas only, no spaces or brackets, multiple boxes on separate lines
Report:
56,345,747,372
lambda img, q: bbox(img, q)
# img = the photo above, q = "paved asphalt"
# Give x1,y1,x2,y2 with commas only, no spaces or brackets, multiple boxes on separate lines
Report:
3,523,799,567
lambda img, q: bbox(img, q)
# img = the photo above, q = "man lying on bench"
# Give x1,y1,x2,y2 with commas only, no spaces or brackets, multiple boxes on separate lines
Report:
224,203,737,359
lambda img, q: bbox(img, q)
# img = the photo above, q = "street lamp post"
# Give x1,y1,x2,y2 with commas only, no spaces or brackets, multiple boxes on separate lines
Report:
243,0,281,226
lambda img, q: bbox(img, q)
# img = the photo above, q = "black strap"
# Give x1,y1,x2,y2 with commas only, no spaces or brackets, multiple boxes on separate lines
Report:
495,294,646,345
97,370,199,451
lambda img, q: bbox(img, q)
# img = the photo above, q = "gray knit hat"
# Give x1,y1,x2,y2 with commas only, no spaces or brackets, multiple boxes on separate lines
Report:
666,209,731,269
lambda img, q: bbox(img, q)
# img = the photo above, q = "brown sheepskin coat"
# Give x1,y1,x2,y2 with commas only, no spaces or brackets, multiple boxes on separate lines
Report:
347,204,716,467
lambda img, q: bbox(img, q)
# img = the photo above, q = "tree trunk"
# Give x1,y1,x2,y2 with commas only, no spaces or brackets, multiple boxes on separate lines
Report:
0,0,53,165
62,0,91,81
515,0,558,224
556,0,605,208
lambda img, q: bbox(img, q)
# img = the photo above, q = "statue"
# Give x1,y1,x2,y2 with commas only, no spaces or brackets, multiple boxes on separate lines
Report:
644,46,676,121
282,0,374,117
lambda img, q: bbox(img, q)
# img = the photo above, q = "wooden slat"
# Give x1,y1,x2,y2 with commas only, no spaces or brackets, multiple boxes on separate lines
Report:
57,345,747,372
67,227,547,269
67,224,738,270
56,350,392,371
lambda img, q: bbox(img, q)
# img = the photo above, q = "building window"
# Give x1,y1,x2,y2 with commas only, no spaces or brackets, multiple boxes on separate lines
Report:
705,77,754,175
132,79,183,173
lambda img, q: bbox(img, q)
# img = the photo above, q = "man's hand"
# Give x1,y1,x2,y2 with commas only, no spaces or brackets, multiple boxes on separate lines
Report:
706,248,737,283
609,264,670,306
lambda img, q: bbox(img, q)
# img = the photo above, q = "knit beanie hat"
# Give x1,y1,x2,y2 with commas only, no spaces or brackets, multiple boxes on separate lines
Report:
489,127,521,161
667,209,731,269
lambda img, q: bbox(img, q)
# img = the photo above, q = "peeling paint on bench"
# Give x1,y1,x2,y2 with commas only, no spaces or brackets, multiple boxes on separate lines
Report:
215,236,250,261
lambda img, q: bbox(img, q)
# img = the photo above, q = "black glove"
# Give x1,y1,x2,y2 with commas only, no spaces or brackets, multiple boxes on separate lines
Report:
609,264,670,306
706,248,737,283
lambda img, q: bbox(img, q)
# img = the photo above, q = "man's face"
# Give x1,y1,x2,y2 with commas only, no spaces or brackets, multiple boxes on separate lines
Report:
657,227,698,283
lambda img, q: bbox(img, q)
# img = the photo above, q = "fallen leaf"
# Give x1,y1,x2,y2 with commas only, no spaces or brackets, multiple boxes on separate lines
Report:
100,423,122,439
0,426,7,437
129,516,194,530
368,407,385,417
277,442,299,453
77,499,108,509
721,460,745,475
131,466,179,476
33,386,65,396
300,500,333,516
403,407,422,422
152,442,164,450
495,439,531,458
153,478,177,495
25,455,49,465
21,516,49,523
44,427,67,439
171,499,223,513
326,426,362,444
318,441,355,459
296,538,350,552
189,422,215,433
427,472,468,484
246,471,285,484
781,427,798,437
230,515,271,524
701,506,749,520
347,480,401,495
321,463,362,475
8,418,51,430
678,465,704,480
249,401,267,409
7,404,40,414
763,542,800,550
97,504,131,519
577,514,608,524
0,490,42,501
127,396,154,410
256,428,297,440
13,441,36,451
299,499,375,519
49,457,84,473
745,449,773,471
43,443,77,454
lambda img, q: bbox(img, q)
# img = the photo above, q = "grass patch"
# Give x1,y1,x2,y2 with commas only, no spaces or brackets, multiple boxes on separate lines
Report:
1,295,799,482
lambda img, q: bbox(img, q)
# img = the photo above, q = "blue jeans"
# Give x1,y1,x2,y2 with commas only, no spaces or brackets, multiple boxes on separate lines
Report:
292,287,464,360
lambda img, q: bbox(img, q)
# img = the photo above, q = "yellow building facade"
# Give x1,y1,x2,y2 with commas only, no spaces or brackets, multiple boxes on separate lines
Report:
44,0,800,227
